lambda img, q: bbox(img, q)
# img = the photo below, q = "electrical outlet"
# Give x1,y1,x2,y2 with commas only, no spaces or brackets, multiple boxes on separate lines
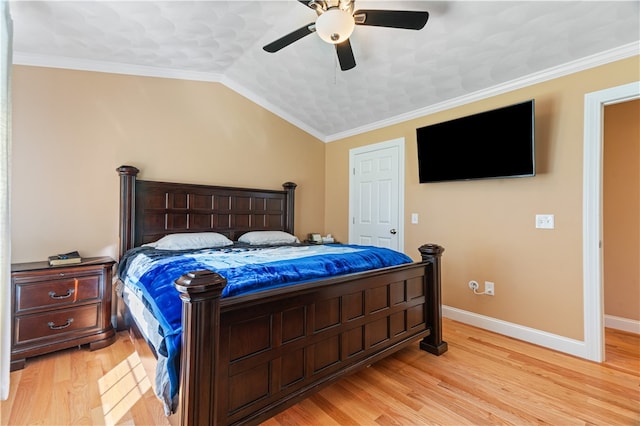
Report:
468,280,479,291
485,281,495,296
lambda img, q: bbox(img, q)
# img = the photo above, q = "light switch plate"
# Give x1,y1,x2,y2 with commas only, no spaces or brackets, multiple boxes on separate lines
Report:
535,214,555,229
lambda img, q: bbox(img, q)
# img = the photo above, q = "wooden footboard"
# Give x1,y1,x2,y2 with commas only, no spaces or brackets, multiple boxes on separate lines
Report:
175,244,446,426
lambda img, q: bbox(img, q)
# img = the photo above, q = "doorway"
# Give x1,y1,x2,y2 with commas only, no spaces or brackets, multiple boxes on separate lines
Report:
603,99,640,339
583,81,640,362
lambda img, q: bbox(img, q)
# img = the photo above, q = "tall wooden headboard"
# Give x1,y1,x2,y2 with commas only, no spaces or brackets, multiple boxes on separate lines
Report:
117,165,297,259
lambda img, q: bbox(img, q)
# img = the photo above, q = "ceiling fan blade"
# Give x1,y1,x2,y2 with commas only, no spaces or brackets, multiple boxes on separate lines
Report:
335,39,356,71
353,10,429,30
263,23,315,53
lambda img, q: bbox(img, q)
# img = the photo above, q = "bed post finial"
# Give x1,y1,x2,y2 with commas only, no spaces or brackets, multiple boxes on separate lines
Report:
117,165,139,259
283,182,297,235
418,244,448,355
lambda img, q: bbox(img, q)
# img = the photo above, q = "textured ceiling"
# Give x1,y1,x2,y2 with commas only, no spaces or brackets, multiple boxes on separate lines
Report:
9,1,640,141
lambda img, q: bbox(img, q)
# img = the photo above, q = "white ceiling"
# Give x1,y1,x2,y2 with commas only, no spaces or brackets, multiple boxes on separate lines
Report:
8,1,640,141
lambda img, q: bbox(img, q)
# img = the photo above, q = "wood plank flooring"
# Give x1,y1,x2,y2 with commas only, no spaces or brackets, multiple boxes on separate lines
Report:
2,319,638,425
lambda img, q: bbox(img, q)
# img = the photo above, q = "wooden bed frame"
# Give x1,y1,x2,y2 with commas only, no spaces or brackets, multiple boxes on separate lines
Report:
116,165,447,426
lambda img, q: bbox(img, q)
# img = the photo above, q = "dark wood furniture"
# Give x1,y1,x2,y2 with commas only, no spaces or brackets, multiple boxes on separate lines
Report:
10,257,116,371
116,165,447,426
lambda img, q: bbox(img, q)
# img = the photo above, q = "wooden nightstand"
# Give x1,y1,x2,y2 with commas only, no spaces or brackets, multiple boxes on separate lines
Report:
10,257,116,371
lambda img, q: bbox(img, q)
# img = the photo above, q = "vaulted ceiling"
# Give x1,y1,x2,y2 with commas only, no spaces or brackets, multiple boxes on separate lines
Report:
9,1,640,141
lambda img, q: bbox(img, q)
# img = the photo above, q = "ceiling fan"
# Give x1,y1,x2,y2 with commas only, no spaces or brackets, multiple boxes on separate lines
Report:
263,0,429,71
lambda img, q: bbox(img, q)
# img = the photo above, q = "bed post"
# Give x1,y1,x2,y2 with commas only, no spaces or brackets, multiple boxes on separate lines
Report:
282,182,297,235
174,270,227,426
116,165,139,259
418,243,448,355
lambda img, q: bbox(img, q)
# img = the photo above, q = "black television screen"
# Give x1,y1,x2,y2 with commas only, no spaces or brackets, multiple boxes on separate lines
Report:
416,100,535,183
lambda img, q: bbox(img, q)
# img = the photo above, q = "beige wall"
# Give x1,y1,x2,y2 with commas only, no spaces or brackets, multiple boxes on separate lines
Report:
603,99,640,321
11,57,639,341
325,56,639,340
11,66,325,263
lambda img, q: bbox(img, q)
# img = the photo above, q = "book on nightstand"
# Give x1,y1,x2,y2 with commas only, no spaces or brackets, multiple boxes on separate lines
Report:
48,251,82,266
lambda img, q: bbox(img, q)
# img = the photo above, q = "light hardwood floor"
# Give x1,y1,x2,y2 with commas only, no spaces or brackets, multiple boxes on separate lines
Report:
2,318,638,425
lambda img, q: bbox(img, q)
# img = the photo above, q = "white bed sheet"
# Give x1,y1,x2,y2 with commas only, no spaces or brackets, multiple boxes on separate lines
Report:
122,285,177,415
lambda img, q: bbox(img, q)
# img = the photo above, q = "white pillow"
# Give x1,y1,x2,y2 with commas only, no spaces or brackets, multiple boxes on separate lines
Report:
144,232,234,250
238,231,299,245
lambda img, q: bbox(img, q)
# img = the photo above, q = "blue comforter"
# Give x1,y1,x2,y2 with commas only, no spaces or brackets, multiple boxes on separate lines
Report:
117,243,412,413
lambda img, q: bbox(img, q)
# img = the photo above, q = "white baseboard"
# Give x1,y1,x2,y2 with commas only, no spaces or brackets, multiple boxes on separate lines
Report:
605,314,640,334
442,305,591,359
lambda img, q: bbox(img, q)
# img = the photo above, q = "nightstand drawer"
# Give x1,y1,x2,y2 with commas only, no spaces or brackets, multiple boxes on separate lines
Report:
14,304,100,344
15,275,101,312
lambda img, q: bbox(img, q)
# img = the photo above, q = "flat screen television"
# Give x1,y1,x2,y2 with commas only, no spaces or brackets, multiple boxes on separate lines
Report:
416,99,535,183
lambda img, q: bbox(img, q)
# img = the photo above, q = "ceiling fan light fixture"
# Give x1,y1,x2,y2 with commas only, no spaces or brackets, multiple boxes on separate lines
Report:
315,8,355,44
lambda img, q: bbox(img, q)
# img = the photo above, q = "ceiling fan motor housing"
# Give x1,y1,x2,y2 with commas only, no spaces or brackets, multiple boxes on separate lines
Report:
315,8,355,44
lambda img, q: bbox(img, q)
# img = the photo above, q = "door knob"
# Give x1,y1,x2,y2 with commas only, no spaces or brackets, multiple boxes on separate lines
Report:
390,229,397,234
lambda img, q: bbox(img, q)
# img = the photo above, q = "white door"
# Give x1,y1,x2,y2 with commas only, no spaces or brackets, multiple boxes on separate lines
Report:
349,138,404,251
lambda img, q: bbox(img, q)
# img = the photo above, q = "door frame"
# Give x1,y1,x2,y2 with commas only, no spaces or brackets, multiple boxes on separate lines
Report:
348,138,405,250
583,81,640,362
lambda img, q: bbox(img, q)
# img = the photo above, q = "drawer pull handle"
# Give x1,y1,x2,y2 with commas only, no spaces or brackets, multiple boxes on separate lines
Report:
48,279,79,302
48,289,75,300
47,318,74,330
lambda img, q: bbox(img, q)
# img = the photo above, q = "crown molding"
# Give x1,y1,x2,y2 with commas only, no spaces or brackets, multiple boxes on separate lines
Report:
12,41,639,143
12,51,325,140
12,52,224,82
